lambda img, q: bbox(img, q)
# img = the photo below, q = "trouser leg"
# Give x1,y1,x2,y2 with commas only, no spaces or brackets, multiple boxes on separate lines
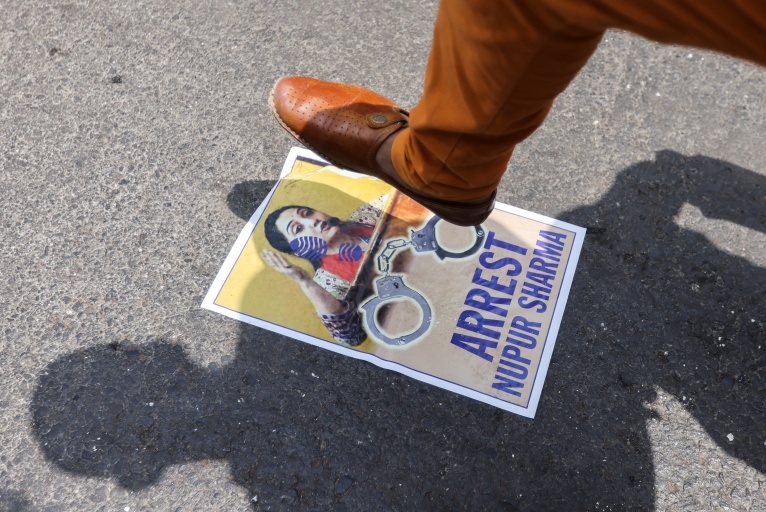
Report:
390,0,766,201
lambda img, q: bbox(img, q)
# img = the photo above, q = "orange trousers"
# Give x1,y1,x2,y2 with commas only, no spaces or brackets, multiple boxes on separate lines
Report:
391,0,766,201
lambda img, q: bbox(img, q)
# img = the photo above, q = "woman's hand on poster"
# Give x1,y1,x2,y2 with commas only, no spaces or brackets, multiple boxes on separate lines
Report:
261,249,345,316
261,250,309,282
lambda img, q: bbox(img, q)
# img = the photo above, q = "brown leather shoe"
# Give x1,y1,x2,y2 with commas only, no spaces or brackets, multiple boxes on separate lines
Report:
269,76,495,226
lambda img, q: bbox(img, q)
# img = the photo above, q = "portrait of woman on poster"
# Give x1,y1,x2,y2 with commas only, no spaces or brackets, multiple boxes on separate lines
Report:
261,196,387,346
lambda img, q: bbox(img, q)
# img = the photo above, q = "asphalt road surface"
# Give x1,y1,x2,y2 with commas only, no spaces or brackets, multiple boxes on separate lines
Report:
1,1,765,511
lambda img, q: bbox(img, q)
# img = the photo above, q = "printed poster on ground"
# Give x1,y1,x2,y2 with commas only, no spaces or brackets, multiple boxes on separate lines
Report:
202,147,585,418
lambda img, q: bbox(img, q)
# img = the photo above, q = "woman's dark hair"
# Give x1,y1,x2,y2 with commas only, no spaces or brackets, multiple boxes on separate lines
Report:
263,205,320,271
264,205,296,253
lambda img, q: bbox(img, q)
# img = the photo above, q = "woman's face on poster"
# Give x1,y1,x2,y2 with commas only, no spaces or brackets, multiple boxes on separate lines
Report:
275,206,341,247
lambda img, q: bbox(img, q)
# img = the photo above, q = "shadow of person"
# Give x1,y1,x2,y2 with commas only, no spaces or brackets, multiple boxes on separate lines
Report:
566,149,766,473
30,151,764,511
226,179,278,222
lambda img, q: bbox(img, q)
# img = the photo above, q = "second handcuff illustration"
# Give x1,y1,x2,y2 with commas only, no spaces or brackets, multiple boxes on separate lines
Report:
360,216,486,346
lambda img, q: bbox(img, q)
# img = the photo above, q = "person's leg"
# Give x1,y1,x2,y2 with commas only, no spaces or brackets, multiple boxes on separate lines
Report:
271,0,766,224
559,0,766,65
389,0,604,201
390,0,766,202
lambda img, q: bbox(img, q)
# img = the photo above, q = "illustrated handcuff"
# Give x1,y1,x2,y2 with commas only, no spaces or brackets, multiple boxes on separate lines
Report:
360,216,485,346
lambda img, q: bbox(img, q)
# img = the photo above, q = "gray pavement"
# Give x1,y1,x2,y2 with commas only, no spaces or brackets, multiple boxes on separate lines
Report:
1,1,765,511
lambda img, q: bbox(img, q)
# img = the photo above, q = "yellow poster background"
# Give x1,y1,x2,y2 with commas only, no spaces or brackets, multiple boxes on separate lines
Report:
215,157,390,339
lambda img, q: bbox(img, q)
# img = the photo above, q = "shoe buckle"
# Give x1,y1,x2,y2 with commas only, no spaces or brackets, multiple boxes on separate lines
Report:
370,114,388,126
